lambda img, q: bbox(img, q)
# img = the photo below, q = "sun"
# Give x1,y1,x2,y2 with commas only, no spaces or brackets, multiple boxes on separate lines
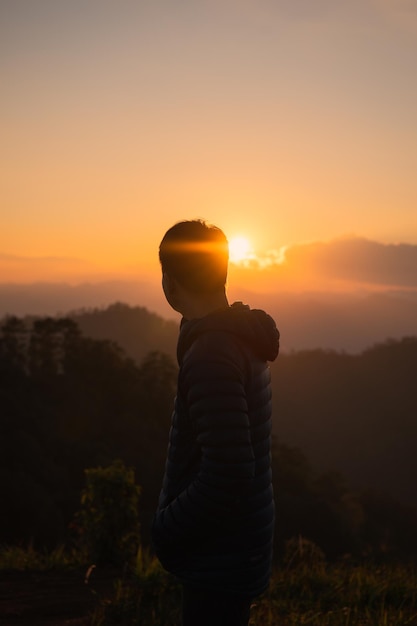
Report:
228,235,253,264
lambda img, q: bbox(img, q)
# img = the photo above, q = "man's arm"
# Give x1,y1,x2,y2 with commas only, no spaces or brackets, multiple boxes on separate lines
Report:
153,336,255,544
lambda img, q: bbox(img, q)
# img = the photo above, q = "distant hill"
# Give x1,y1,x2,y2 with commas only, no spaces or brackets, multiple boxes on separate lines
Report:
3,299,415,510
0,280,174,321
246,289,417,353
71,302,178,365
271,338,417,508
1,281,416,353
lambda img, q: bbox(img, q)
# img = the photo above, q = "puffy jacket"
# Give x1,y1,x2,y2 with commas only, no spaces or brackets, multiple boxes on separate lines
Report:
151,301,280,596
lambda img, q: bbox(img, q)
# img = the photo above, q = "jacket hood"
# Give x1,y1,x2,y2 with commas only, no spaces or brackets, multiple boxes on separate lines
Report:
177,301,280,365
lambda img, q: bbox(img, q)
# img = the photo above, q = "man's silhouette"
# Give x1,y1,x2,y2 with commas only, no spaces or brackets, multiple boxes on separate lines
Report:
152,220,280,626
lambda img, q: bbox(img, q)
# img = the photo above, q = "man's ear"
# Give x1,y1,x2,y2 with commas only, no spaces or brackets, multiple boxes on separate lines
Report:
162,272,183,313
162,272,176,297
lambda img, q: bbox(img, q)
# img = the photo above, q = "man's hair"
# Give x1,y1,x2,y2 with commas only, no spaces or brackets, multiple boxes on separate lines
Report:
159,220,229,293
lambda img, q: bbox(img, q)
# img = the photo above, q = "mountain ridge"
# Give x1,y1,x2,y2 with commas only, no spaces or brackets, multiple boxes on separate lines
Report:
1,280,416,354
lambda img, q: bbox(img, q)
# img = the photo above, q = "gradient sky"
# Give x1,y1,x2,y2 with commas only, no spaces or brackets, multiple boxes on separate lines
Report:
1,0,417,284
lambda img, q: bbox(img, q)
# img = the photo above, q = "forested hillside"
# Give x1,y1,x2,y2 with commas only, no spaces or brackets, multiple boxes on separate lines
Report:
1,311,417,563
271,338,417,507
2,282,417,352
70,304,417,508
70,302,178,364
0,315,176,548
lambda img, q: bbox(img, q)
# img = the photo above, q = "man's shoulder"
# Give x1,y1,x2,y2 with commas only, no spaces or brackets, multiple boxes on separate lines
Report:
181,327,251,379
186,326,242,354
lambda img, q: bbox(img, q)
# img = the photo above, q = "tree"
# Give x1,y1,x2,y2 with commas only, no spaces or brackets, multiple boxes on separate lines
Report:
0,316,28,375
73,460,141,566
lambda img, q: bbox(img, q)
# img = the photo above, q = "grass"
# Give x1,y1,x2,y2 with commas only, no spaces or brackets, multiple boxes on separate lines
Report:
0,543,84,571
90,547,183,626
90,552,417,626
257,563,417,625
1,544,416,625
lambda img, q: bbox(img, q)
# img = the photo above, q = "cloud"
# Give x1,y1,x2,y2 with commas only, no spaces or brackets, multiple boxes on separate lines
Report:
230,237,417,291
3,238,417,293
284,237,417,288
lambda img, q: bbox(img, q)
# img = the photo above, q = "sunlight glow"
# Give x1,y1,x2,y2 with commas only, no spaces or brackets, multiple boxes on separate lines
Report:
228,236,253,264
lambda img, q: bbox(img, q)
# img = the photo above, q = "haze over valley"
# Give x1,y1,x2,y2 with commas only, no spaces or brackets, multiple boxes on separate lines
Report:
2,236,416,353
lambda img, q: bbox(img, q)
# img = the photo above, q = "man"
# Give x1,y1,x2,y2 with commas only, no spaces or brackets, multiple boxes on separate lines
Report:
152,220,280,626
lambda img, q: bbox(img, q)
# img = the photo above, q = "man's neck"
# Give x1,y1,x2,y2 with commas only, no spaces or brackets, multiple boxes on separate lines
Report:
182,290,229,320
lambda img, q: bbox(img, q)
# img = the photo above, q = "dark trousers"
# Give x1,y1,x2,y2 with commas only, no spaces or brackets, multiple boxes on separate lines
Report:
182,585,253,626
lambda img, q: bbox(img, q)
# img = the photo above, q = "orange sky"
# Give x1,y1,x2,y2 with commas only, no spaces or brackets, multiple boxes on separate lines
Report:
1,0,417,288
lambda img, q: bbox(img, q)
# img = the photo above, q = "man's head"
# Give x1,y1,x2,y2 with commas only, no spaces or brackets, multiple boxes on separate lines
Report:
159,220,229,293
159,220,229,315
